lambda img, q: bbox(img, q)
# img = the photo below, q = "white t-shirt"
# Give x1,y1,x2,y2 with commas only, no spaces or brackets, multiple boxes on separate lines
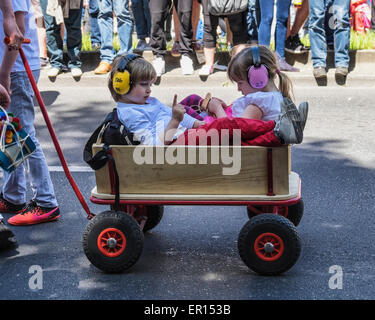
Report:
231,91,283,121
117,97,197,145
0,0,40,71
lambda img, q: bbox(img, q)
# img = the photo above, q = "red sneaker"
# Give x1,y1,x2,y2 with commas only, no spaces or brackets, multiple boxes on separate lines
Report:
8,201,60,226
0,194,25,214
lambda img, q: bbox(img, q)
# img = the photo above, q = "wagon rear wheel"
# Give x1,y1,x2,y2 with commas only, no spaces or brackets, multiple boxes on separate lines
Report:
247,199,304,227
238,214,301,275
83,211,144,273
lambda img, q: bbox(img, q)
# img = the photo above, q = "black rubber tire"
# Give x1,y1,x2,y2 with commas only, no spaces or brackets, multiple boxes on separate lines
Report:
238,214,301,276
287,199,304,227
83,211,144,273
247,199,304,227
143,206,164,233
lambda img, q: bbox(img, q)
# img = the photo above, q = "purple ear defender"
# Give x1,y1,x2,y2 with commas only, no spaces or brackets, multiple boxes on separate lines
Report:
248,46,269,89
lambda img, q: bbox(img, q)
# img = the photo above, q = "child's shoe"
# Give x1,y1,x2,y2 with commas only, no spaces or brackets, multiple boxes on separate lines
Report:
0,194,25,214
8,201,60,226
274,98,305,145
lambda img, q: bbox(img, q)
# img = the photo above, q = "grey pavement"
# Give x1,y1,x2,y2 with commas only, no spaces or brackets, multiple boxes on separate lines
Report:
0,58,375,300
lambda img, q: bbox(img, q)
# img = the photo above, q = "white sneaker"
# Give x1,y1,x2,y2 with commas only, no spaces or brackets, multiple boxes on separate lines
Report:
152,56,165,77
180,55,194,75
48,67,61,79
71,67,83,79
199,64,214,76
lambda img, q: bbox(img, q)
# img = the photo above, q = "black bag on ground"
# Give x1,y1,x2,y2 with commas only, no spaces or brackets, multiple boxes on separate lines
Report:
83,108,139,170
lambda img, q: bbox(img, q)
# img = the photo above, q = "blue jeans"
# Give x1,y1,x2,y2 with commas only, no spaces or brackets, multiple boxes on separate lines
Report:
258,0,291,58
247,0,260,42
89,0,101,44
40,0,82,69
308,0,350,68
97,0,133,63
132,0,151,40
3,71,58,208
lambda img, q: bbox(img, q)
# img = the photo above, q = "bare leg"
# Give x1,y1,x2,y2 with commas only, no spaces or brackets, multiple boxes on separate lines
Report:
290,0,309,37
35,17,47,58
203,47,215,66
225,18,232,46
192,0,200,40
173,5,179,42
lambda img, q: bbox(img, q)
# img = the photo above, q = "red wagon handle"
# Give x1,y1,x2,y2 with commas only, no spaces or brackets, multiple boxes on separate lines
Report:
5,37,95,219
4,36,31,45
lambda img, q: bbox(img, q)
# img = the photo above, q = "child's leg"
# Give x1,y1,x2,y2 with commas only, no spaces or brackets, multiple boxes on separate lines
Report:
241,131,282,146
173,117,281,146
179,94,205,120
178,94,203,108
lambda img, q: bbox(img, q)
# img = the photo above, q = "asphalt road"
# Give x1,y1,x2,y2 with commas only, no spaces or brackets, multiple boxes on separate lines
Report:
0,70,375,300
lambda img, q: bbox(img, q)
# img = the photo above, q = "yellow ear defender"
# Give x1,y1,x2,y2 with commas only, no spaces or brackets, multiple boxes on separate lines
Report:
112,54,141,95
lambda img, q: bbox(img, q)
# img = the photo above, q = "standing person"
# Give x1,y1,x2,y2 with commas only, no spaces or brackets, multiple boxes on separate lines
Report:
247,0,260,43
308,0,351,83
0,0,24,250
170,0,203,57
31,0,49,67
285,0,310,53
149,0,195,76
40,0,83,80
132,0,152,52
0,0,60,227
87,0,101,50
198,0,250,77
94,0,133,74
258,0,299,71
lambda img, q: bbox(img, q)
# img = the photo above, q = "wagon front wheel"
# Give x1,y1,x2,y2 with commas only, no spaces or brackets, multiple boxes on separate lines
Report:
238,214,301,275
143,205,164,233
83,211,144,273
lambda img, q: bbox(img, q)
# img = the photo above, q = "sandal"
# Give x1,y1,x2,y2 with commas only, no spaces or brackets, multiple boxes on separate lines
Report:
200,92,212,112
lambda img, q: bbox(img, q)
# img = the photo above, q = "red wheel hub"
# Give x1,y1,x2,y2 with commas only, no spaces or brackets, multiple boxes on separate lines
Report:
97,228,127,257
254,232,284,261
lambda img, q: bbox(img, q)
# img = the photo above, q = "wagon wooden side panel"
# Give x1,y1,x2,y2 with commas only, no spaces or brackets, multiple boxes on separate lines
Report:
92,145,290,196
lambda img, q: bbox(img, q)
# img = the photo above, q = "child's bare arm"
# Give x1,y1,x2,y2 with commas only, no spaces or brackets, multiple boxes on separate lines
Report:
162,95,186,144
0,11,25,95
241,104,263,120
206,97,228,118
0,0,24,48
